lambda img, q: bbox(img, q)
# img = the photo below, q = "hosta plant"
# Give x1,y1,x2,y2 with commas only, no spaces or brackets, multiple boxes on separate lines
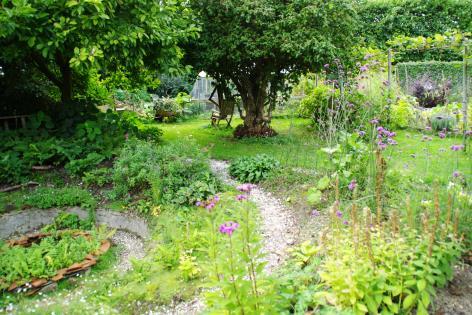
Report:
229,154,280,183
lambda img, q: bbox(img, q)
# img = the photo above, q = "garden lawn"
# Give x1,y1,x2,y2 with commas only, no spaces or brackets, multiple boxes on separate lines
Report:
160,116,325,169
159,117,471,187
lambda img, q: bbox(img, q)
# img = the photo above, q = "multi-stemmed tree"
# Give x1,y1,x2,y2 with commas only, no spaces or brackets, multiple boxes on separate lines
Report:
188,0,357,136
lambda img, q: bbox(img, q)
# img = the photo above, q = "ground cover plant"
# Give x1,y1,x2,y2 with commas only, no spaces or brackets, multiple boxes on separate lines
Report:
0,230,103,290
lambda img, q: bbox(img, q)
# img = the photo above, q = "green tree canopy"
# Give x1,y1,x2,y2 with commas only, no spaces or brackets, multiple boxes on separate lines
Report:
188,0,357,136
0,0,198,103
357,0,472,61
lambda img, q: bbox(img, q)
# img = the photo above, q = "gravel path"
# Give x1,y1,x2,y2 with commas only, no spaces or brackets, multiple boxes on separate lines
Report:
111,230,146,272
209,159,299,273
155,159,300,315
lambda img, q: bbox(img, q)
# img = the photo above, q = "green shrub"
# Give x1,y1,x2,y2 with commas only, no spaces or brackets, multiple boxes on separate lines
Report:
297,84,335,118
65,152,105,176
390,97,415,129
23,187,96,210
112,140,220,206
0,152,29,184
229,154,280,183
111,140,160,198
82,168,112,188
431,114,456,131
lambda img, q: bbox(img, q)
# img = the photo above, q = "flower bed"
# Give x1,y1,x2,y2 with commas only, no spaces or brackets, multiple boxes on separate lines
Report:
0,230,110,295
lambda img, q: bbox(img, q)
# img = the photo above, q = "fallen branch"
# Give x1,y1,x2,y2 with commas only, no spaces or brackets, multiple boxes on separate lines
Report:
0,181,39,193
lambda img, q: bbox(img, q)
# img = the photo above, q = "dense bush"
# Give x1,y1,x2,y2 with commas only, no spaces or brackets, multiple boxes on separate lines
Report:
229,154,280,183
298,82,366,132
151,74,194,98
112,140,220,206
297,84,337,119
0,110,161,184
390,97,415,129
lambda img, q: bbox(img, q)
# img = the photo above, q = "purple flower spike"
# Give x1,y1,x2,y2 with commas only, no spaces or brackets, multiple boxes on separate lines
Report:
453,171,461,178
348,179,357,191
438,132,446,139
236,194,248,201
206,202,215,210
219,221,239,236
360,65,368,72
336,210,343,218
343,220,349,225
370,118,379,125
195,201,202,207
358,131,366,137
213,195,220,202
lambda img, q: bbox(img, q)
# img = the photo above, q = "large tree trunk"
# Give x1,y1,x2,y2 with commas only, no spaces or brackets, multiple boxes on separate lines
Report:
233,78,276,137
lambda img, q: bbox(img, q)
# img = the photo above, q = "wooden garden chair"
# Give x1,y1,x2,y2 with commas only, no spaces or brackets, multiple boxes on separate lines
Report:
209,86,235,128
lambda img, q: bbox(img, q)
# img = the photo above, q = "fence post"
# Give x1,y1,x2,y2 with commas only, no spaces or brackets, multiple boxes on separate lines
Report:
387,49,392,87
463,41,469,149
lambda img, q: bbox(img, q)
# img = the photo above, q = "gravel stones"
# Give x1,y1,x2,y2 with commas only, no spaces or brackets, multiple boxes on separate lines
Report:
111,230,146,272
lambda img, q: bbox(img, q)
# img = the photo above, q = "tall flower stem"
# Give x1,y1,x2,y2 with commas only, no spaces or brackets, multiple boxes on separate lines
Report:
229,236,245,315
243,206,259,309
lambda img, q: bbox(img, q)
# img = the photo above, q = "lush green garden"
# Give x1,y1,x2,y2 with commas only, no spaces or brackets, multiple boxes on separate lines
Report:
1,0,471,314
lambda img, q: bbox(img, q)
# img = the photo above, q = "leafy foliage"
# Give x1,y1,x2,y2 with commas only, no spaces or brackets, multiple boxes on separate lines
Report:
112,140,220,206
0,0,198,102
410,75,451,108
42,212,93,232
23,187,96,210
396,61,472,102
390,97,415,129
0,110,161,184
0,231,102,289
189,0,357,132
229,154,280,183
357,0,472,61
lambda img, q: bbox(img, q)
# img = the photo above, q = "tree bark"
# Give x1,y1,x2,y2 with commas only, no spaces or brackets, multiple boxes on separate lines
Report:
55,52,72,103
32,52,73,104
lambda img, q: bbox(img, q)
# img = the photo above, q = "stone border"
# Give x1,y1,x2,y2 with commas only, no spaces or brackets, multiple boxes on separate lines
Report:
0,207,150,240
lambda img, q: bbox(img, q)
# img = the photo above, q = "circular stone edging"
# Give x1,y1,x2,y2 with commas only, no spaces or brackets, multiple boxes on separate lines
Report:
0,207,150,240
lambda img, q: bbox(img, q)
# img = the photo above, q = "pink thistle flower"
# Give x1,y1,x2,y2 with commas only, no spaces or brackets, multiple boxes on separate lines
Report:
219,221,239,236
236,194,248,201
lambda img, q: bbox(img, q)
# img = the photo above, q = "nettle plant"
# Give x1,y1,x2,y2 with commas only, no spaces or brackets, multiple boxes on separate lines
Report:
312,191,463,315
229,154,280,183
